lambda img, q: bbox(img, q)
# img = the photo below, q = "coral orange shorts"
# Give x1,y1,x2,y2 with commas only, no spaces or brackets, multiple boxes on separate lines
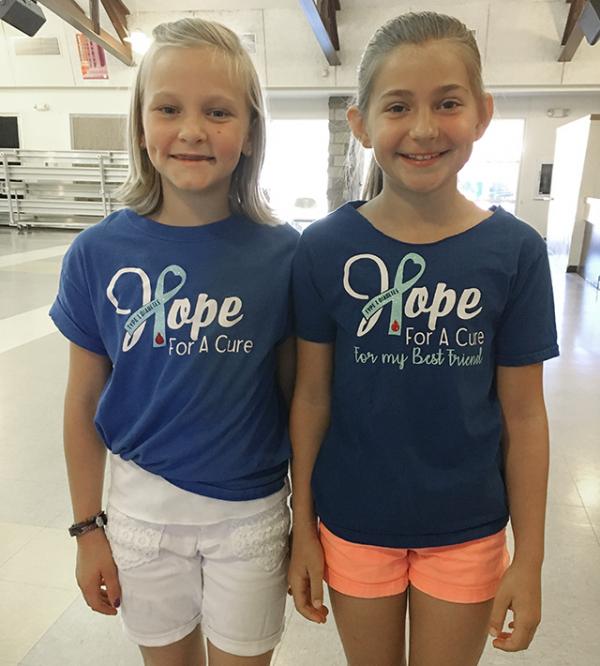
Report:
319,524,510,604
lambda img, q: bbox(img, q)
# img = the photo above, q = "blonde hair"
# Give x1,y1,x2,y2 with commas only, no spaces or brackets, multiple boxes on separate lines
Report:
117,18,278,225
352,12,486,200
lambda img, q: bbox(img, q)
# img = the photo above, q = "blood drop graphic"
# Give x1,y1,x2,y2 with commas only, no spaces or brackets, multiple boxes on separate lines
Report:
391,320,400,332
155,333,165,345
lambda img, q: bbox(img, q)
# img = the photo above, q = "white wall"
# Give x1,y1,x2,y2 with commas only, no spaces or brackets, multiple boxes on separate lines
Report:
570,117,600,266
0,89,131,150
494,93,600,236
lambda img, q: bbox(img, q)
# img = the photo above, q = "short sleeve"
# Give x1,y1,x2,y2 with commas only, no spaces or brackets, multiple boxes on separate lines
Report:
49,243,107,355
495,242,559,366
293,234,336,343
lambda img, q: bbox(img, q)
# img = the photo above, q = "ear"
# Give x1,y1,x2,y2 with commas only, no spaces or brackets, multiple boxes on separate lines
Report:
347,105,372,149
140,132,146,149
241,123,253,157
475,93,494,140
242,135,252,157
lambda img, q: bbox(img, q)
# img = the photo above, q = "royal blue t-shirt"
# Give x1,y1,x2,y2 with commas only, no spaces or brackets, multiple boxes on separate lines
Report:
293,202,559,548
51,208,298,500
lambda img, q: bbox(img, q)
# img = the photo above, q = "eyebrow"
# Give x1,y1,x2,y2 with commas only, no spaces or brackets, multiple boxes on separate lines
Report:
380,84,469,99
148,90,237,105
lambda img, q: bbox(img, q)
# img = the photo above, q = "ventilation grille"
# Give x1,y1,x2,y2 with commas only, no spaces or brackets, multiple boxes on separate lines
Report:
14,37,61,56
71,116,127,151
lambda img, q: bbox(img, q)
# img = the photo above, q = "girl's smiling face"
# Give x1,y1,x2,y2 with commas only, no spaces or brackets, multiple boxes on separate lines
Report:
349,40,493,199
141,46,252,208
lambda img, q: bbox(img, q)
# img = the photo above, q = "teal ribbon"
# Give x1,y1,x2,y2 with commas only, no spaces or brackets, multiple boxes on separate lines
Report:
124,265,187,347
361,253,426,336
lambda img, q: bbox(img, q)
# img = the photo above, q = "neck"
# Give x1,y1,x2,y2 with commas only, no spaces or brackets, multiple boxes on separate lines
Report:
153,185,232,227
375,178,475,227
359,179,490,243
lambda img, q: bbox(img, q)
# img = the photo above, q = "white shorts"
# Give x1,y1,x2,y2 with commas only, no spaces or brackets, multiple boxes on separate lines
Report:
105,499,290,657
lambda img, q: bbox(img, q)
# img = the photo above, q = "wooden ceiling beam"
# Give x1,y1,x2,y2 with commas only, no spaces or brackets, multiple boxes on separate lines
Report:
561,0,585,45
89,0,100,35
37,0,133,65
559,0,585,60
559,24,584,60
299,0,341,66
101,0,129,42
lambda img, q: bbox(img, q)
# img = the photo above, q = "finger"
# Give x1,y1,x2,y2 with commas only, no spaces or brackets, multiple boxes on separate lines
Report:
101,564,122,609
290,575,326,623
81,584,118,616
488,593,510,639
86,569,119,615
308,567,328,623
308,567,324,609
493,622,536,652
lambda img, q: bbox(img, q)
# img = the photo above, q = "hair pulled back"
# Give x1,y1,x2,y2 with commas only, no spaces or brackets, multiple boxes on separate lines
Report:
353,12,485,200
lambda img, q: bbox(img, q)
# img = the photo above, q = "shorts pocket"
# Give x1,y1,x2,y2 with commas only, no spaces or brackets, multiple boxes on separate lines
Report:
105,506,164,571
228,501,291,572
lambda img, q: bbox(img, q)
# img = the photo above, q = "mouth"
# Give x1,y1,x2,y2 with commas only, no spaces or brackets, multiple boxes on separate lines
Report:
398,150,450,164
171,154,215,162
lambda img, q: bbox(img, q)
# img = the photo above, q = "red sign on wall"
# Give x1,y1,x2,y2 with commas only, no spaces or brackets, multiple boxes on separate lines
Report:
76,33,109,80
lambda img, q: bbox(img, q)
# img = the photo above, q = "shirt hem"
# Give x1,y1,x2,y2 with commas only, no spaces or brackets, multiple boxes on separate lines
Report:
319,515,510,549
155,470,288,502
49,308,107,356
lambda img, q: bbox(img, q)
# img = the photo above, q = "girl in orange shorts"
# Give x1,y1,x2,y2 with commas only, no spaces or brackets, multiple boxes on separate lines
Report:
289,11,558,666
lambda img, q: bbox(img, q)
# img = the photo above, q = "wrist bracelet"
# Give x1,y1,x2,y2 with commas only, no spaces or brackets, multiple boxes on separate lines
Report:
68,511,107,537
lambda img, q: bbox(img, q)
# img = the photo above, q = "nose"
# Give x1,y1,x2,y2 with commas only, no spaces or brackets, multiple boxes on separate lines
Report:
177,113,208,143
409,108,439,141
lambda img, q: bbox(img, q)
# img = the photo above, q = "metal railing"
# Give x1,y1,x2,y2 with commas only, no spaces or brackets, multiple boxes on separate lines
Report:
0,149,128,230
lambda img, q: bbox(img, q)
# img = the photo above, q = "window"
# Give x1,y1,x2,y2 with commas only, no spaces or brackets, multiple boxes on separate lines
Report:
458,119,525,214
262,119,329,227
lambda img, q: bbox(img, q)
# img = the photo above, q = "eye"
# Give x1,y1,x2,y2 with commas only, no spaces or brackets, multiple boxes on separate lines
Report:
439,99,462,111
158,105,178,115
209,109,232,119
387,102,409,115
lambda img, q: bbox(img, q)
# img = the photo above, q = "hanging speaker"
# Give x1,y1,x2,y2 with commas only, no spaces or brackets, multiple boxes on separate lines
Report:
0,0,46,37
579,0,600,45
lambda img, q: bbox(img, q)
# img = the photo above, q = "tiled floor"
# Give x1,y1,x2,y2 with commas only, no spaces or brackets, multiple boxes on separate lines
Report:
0,225,599,665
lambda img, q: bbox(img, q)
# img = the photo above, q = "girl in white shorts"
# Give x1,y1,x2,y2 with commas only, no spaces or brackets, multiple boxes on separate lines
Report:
51,18,298,666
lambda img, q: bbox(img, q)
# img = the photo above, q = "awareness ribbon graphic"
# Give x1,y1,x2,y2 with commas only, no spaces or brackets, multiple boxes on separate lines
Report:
361,253,426,336
124,265,187,348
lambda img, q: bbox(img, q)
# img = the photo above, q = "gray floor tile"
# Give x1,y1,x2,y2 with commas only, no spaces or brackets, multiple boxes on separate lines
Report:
19,597,140,666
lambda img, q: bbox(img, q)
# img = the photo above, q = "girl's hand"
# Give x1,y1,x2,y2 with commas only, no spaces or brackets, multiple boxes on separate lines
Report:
288,525,330,624
488,561,542,651
75,529,122,615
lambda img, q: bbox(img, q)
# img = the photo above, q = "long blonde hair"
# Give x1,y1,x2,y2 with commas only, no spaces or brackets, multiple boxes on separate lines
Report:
352,12,486,200
116,18,278,225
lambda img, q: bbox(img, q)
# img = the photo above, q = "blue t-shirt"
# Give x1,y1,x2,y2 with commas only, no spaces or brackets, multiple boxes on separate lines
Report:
51,208,299,500
293,202,559,548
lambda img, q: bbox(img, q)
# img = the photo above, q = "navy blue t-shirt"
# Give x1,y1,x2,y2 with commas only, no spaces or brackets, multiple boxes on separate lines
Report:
293,202,559,548
51,208,298,500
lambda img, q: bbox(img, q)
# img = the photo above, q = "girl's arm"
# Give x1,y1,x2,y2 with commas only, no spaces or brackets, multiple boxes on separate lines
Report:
64,342,121,615
489,362,549,651
288,339,333,623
